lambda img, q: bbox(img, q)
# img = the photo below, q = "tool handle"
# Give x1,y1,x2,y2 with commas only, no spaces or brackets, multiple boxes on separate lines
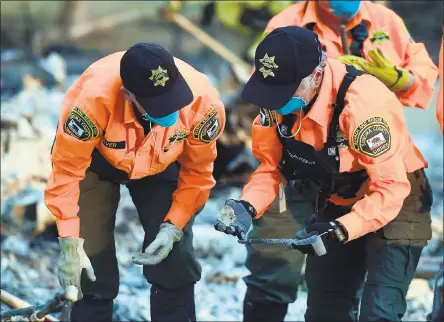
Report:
35,294,64,319
340,25,351,55
238,238,291,244
166,11,250,70
162,9,251,84
0,289,59,321
238,234,319,245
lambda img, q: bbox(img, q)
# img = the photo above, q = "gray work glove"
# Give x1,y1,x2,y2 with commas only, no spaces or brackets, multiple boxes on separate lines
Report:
132,222,183,265
214,199,256,241
58,237,96,301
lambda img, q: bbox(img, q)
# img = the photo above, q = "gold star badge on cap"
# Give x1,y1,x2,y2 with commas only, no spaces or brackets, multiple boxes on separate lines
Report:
258,54,279,78
149,66,170,87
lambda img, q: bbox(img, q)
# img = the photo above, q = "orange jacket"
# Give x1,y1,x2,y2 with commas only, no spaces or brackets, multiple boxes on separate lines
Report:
437,37,443,134
261,0,438,109
45,52,226,237
240,58,427,241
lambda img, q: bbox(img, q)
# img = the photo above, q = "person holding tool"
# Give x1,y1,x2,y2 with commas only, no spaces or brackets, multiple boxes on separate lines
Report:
45,42,225,322
228,1,438,320
215,26,433,322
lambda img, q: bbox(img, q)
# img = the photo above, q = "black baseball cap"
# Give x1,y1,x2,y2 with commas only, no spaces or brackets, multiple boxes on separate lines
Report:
241,26,322,110
120,43,193,118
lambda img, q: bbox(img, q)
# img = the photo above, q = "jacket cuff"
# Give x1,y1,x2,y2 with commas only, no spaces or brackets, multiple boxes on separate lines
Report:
336,212,364,242
56,217,80,237
164,202,193,230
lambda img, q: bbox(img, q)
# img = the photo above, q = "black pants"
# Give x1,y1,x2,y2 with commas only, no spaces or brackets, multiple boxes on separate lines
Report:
305,231,425,322
71,161,201,321
244,170,432,322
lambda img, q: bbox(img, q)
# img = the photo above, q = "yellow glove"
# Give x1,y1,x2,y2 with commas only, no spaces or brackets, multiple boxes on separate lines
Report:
167,1,183,12
339,49,410,92
365,48,410,92
338,55,368,72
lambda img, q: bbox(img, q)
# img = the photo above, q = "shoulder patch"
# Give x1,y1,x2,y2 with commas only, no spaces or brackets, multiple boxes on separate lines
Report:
193,106,220,143
64,106,99,141
352,117,391,158
259,108,277,127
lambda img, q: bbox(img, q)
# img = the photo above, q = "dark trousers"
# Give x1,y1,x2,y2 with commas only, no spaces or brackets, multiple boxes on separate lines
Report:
244,170,433,322
71,162,201,322
305,231,424,322
244,180,316,304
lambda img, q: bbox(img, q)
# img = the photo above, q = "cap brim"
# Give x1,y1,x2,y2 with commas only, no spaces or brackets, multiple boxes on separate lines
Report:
136,72,193,118
241,71,302,110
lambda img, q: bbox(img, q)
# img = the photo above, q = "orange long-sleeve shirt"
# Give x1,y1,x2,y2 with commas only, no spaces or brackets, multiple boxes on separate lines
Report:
45,52,225,237
437,37,443,134
260,0,438,109
240,58,427,241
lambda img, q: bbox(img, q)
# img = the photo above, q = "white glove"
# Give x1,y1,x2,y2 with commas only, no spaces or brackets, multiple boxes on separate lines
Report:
58,237,96,301
132,222,183,265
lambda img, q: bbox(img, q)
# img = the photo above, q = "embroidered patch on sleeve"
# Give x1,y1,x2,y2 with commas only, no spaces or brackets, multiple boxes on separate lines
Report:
259,108,277,127
193,107,220,143
352,117,391,158
64,106,99,141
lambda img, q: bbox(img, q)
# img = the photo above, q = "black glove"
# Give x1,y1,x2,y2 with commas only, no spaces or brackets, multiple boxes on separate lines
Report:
292,220,348,256
214,199,256,240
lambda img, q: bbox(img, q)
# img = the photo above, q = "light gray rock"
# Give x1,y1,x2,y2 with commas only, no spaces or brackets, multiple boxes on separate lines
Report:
2,236,29,257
